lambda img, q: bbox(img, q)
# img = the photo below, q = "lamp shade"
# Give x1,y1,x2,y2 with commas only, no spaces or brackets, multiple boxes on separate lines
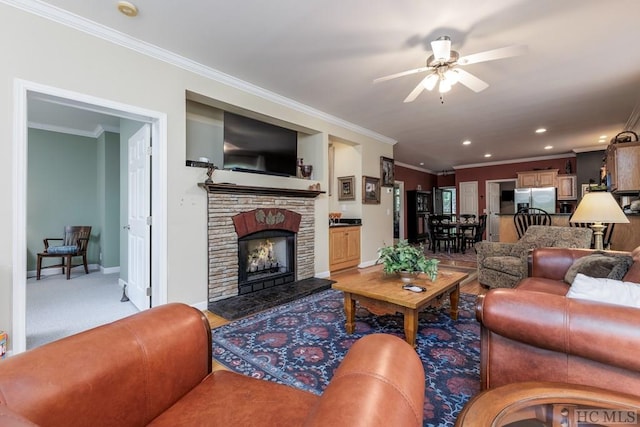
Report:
570,191,629,224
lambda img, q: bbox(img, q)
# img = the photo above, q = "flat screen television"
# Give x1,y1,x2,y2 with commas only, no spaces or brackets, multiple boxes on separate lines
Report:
223,112,298,177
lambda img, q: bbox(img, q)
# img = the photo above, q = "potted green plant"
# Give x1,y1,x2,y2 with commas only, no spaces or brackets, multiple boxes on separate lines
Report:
377,240,439,282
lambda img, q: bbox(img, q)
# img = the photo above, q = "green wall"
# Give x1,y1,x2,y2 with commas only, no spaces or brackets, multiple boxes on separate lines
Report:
27,128,120,272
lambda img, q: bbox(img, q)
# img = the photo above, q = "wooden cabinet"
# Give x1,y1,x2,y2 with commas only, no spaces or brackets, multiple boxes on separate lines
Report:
556,175,577,200
606,142,640,193
406,190,432,243
329,226,361,271
517,169,558,188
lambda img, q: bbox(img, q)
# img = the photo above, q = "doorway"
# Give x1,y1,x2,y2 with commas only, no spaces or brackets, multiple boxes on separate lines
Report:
485,179,517,242
393,181,405,242
12,80,168,354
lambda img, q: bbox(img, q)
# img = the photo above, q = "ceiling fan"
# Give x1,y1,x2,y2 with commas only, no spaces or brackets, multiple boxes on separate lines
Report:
374,36,527,102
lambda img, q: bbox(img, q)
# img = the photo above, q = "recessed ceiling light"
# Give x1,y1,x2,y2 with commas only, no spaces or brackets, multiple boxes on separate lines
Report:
419,162,424,166
544,145,553,150
462,140,471,145
535,128,547,134
117,1,138,17
484,154,491,158
600,135,607,139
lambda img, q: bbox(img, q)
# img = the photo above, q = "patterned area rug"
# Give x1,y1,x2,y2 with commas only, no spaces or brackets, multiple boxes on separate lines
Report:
212,289,480,427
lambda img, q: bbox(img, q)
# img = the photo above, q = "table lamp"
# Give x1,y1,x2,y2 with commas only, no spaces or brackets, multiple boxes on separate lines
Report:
570,191,629,250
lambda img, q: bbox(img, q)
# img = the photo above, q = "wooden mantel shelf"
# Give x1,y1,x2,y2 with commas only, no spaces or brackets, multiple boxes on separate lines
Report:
198,182,324,198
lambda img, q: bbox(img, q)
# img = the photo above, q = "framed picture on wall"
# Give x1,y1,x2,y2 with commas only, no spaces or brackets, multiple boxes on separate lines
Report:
380,156,394,187
338,176,356,201
363,176,380,204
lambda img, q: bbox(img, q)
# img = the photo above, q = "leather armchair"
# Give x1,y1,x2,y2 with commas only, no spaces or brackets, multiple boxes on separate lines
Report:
476,225,593,288
476,247,640,397
0,303,425,427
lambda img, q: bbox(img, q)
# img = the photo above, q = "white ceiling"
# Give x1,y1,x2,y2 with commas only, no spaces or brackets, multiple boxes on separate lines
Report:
23,0,640,172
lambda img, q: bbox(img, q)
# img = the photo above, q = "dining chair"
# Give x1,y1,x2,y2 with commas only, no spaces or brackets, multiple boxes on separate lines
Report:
429,215,457,253
513,208,552,239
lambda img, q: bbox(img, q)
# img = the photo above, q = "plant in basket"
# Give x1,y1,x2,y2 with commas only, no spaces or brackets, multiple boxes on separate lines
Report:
377,240,439,282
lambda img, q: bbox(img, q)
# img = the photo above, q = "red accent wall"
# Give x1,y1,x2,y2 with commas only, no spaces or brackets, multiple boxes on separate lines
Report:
455,157,575,213
394,165,437,237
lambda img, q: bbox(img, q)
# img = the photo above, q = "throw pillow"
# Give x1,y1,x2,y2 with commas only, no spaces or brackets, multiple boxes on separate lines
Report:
564,253,634,284
567,273,640,308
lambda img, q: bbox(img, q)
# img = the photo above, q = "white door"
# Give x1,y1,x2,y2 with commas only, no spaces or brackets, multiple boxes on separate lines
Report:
127,124,151,310
487,182,501,242
459,181,478,217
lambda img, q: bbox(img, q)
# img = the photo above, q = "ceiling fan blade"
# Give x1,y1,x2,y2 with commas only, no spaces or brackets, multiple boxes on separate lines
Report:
403,79,428,103
457,45,527,65
455,68,489,92
373,66,429,83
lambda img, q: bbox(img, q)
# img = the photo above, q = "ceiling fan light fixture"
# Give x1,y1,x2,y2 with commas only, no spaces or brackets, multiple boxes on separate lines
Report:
431,36,451,62
438,79,451,93
444,69,460,85
422,74,439,91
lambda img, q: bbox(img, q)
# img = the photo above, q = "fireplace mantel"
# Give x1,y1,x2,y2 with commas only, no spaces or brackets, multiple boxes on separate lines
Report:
199,182,324,198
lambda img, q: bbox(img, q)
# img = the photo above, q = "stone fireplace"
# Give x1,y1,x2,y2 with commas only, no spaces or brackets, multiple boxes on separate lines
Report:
200,183,322,304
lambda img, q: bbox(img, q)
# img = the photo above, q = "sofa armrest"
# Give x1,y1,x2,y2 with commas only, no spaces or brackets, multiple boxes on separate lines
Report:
303,334,425,427
477,289,640,373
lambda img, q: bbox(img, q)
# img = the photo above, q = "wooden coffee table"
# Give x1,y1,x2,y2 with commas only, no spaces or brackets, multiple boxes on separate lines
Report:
332,268,469,347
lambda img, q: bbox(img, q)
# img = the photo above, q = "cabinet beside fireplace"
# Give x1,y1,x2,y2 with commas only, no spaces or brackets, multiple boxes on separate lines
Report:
329,225,361,272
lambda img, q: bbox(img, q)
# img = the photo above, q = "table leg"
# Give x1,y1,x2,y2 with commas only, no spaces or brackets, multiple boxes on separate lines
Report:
403,309,418,348
449,284,460,320
343,292,356,334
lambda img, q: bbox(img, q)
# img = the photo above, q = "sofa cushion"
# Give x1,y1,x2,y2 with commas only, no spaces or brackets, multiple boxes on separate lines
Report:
564,253,634,284
567,273,640,308
148,371,318,426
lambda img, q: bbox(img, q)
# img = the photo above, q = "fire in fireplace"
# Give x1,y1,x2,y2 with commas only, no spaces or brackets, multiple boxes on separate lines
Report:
237,229,295,295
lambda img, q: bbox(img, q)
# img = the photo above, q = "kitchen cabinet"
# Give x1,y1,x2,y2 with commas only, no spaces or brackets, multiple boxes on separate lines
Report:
329,226,361,271
406,190,432,243
606,142,640,193
517,169,558,188
556,175,577,200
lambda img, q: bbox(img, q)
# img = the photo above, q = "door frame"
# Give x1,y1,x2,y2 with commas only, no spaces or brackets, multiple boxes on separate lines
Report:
12,79,168,354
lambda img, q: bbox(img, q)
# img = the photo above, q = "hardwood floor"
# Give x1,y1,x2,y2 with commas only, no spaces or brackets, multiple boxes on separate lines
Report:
205,260,486,372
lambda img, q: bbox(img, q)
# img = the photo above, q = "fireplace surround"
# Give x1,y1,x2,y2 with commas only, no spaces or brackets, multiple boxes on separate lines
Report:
200,183,322,304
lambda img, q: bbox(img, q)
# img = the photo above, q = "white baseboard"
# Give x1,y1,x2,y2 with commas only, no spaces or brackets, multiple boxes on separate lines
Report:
27,263,103,279
118,278,127,289
101,266,120,274
192,301,208,311
315,270,331,279
358,259,377,268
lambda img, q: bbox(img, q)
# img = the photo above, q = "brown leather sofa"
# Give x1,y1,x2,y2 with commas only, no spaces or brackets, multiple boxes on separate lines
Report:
476,247,640,397
0,303,425,427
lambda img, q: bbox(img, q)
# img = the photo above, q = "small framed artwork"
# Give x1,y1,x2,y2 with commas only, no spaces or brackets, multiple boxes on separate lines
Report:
380,156,394,187
338,176,356,201
362,176,380,204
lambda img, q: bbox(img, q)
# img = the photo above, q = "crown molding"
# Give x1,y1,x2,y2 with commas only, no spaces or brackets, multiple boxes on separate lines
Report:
394,161,436,175
3,0,396,146
28,121,119,138
453,152,575,170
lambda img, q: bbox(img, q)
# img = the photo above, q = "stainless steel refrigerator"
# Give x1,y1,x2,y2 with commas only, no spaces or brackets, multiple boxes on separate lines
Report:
514,187,556,213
